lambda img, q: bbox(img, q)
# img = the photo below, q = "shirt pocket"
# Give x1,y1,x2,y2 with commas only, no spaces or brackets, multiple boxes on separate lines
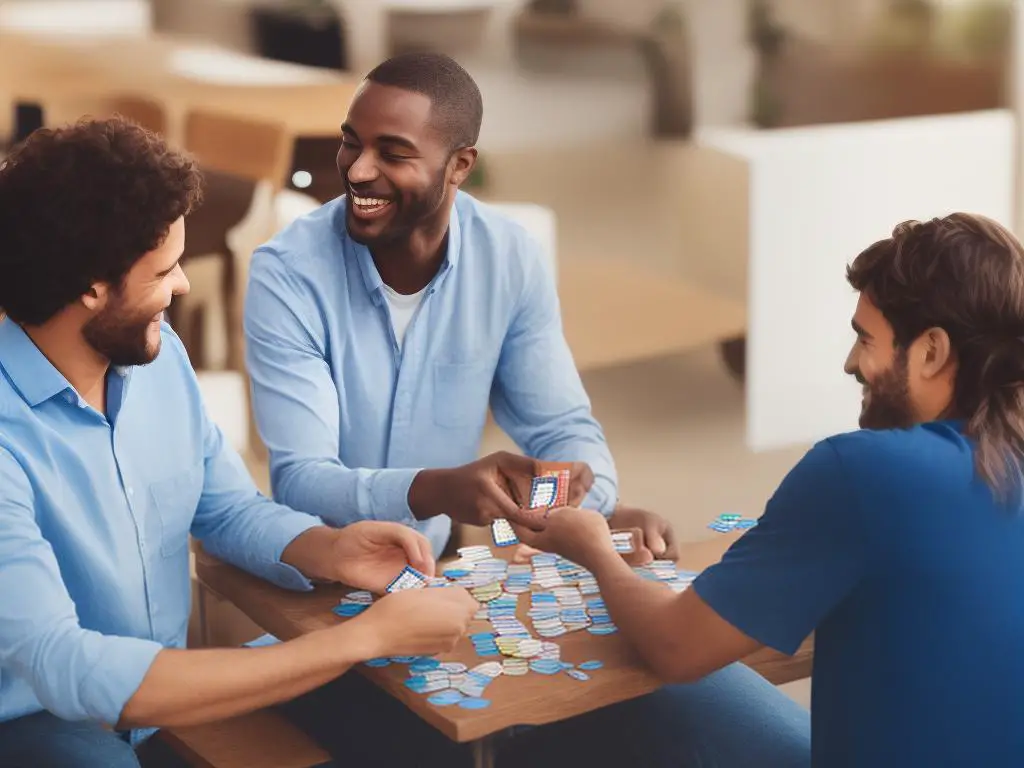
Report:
432,361,494,429
147,465,203,558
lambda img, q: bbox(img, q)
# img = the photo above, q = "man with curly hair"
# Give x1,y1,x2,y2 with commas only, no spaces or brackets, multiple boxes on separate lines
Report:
0,117,483,768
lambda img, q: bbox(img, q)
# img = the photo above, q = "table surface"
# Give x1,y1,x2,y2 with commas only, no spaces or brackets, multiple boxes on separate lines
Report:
196,532,813,743
0,30,359,137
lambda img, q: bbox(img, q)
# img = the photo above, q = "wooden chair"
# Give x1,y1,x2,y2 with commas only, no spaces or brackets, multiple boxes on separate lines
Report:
101,95,167,135
159,710,331,768
176,110,295,465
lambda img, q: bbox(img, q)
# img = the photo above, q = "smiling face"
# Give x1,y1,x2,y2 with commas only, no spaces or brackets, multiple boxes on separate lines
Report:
336,82,473,250
82,216,189,366
844,292,957,429
845,294,914,429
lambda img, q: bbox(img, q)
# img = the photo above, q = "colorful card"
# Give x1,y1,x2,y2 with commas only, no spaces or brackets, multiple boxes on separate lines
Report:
386,565,428,593
491,518,519,548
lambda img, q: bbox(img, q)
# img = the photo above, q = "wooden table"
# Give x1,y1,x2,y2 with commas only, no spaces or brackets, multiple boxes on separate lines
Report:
0,30,360,141
195,532,813,765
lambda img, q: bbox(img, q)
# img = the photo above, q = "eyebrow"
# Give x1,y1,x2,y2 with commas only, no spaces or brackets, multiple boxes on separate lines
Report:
156,258,180,278
852,319,871,338
340,123,418,152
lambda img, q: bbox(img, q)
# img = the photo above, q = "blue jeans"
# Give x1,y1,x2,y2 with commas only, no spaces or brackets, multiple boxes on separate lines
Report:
279,661,811,768
0,710,141,768
0,711,240,768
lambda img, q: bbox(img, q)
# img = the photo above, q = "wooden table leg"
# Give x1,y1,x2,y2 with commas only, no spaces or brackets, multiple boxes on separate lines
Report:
472,733,498,768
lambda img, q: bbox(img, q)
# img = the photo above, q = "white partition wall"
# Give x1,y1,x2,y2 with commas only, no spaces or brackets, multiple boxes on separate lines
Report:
700,110,1015,451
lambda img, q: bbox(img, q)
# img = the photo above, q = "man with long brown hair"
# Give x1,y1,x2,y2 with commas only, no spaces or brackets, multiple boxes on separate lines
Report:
514,211,1024,767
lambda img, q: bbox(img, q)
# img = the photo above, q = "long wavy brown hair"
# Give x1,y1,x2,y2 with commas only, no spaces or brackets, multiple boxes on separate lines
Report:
847,212,1024,500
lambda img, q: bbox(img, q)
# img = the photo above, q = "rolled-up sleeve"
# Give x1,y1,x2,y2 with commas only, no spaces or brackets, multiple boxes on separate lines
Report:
186,359,324,592
490,234,618,514
0,449,162,724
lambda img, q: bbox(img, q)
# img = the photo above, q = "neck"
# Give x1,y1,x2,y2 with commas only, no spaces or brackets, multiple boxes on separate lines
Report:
372,204,452,294
23,313,109,412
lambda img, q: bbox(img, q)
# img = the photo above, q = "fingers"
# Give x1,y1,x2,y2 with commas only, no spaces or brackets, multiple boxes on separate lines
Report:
511,543,543,564
489,487,547,531
508,521,545,550
496,454,538,508
389,524,437,576
644,524,668,559
414,534,437,577
660,523,680,562
568,462,595,506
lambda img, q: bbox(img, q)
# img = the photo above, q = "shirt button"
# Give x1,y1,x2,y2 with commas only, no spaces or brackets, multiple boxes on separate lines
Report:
127,487,134,496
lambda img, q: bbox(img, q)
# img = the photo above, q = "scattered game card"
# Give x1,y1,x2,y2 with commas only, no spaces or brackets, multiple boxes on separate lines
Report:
491,518,519,547
609,527,650,566
386,565,428,593
707,513,759,533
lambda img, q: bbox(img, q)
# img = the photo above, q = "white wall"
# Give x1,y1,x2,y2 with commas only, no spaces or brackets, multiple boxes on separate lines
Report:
701,110,1015,450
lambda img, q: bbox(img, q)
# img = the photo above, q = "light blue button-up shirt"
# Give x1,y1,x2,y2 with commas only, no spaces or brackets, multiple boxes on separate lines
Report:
0,320,322,730
245,191,617,556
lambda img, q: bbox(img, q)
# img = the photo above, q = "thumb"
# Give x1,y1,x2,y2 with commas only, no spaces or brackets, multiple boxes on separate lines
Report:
482,477,546,531
509,520,545,548
495,453,540,505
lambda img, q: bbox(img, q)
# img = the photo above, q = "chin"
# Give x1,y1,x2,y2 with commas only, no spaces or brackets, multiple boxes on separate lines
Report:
142,330,162,363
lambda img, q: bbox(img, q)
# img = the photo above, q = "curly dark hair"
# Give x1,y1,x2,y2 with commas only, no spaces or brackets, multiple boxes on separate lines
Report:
847,212,1024,499
0,116,203,325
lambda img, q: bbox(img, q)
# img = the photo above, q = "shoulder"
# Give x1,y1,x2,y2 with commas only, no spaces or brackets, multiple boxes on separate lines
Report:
252,196,346,279
455,193,552,274
774,423,968,501
823,422,972,484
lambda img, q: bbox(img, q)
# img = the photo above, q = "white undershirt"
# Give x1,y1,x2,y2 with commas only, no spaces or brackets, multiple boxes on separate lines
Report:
382,283,427,348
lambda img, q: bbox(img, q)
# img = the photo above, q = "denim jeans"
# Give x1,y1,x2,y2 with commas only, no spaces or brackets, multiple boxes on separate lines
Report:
0,710,141,768
279,661,812,768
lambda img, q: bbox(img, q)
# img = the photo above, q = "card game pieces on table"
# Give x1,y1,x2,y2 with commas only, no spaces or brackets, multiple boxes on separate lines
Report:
707,513,759,533
342,542,708,711
333,589,373,617
386,565,428,593
611,530,635,554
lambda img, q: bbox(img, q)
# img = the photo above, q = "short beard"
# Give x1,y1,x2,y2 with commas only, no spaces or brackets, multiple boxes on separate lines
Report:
859,348,915,430
82,293,159,367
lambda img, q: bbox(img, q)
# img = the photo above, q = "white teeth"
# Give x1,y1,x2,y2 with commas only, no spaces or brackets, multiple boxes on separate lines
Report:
353,196,389,207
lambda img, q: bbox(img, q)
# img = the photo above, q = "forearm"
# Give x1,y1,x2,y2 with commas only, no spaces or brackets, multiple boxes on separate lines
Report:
588,550,689,679
119,622,374,728
280,525,339,582
275,460,419,528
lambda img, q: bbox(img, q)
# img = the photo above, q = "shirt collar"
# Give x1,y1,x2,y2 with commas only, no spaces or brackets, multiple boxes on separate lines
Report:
0,318,75,407
344,194,463,300
0,318,130,408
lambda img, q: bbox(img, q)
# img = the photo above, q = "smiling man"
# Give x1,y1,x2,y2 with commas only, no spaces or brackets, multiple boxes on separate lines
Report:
0,118,482,768
245,53,677,565
514,213,1024,767
245,52,810,768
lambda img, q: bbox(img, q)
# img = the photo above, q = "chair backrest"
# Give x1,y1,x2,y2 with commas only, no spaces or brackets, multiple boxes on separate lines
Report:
183,110,292,189
103,95,167,135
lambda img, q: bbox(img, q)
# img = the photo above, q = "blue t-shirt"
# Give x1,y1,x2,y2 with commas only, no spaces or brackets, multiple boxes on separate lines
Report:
695,421,1024,767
